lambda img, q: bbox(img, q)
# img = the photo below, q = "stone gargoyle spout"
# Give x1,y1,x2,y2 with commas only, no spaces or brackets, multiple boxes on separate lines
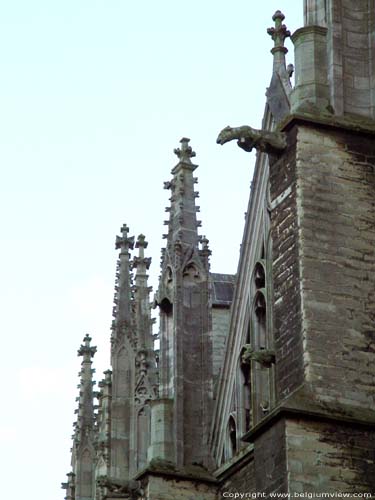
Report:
216,125,286,155
97,476,143,498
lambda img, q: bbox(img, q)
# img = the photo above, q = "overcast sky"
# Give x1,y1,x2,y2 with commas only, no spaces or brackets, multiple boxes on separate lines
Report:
0,1,302,498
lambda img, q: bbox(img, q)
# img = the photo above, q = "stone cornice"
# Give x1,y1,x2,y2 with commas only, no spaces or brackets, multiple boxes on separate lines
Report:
281,112,375,137
135,460,218,486
242,384,375,443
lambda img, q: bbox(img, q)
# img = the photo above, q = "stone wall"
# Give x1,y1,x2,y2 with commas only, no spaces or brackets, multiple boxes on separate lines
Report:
328,0,375,117
217,448,256,498
212,307,232,391
270,120,375,411
286,418,375,493
253,419,288,495
145,475,217,500
269,127,304,401
296,124,375,409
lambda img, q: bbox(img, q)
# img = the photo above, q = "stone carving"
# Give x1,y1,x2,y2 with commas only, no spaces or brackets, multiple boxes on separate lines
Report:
174,137,196,163
241,344,275,368
97,476,143,498
216,125,286,155
267,10,290,52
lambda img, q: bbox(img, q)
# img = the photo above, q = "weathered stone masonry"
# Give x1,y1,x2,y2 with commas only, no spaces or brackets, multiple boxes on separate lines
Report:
269,126,304,401
266,116,375,494
63,1,375,498
295,124,375,408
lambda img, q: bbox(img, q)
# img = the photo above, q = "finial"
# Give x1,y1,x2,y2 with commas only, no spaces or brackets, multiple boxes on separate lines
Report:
103,369,112,385
77,334,97,358
174,137,196,164
200,235,209,248
267,10,290,73
136,234,148,249
133,234,151,273
267,11,290,51
200,235,211,257
115,223,135,251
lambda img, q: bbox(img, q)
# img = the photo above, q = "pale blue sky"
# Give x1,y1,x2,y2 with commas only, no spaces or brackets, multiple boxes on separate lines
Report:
0,1,302,498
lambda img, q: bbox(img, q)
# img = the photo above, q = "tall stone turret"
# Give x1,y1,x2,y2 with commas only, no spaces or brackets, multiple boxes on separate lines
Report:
63,334,97,500
151,138,213,469
133,235,154,351
292,0,375,118
109,224,135,480
131,234,158,474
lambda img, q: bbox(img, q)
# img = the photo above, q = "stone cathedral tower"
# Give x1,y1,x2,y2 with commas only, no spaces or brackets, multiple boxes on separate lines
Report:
63,1,375,498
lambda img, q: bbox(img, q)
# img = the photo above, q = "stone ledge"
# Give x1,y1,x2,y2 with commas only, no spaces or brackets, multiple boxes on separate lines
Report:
242,384,375,443
280,111,375,136
135,458,218,485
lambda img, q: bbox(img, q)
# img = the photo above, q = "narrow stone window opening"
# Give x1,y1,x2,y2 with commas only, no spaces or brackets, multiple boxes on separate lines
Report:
228,416,237,456
240,355,251,432
254,262,266,289
254,292,266,347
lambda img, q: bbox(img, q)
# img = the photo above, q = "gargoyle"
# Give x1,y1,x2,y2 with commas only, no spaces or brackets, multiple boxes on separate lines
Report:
97,476,143,498
216,125,286,155
241,344,275,368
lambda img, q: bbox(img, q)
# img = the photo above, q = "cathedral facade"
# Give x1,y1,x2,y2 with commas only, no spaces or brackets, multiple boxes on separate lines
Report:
63,1,375,498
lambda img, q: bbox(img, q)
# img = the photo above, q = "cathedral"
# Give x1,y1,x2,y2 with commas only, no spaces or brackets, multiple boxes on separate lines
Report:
62,1,375,498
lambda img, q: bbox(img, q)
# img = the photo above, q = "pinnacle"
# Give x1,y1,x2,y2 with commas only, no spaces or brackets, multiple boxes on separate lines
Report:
267,10,290,50
173,137,196,164
77,334,97,359
267,10,290,75
115,224,135,251
162,137,204,249
136,234,148,249
133,234,151,271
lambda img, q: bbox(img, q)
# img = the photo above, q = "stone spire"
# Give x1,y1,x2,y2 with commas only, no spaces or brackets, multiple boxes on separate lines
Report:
70,334,97,500
109,224,136,481
111,224,135,350
265,11,293,123
132,234,158,473
152,138,213,470
163,137,201,249
75,334,97,437
133,234,153,351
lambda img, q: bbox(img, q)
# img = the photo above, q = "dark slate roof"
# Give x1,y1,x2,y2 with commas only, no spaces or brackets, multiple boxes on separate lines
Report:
210,273,236,307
